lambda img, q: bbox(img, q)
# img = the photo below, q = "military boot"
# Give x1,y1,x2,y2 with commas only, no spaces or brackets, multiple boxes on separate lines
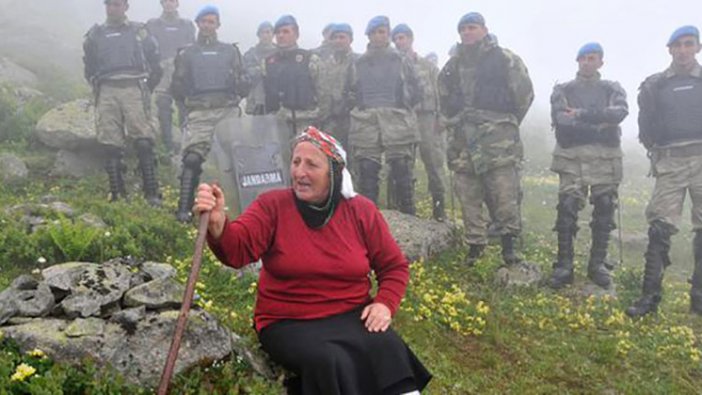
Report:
587,194,616,289
501,234,523,266
104,150,127,202
550,194,579,288
465,244,486,267
550,228,575,289
135,139,162,207
357,159,381,205
432,194,446,222
689,231,702,315
176,152,203,223
390,158,416,215
626,222,671,318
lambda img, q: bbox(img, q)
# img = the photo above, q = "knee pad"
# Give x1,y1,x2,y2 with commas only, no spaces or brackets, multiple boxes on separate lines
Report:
182,151,204,171
592,193,617,231
134,138,153,154
555,194,580,232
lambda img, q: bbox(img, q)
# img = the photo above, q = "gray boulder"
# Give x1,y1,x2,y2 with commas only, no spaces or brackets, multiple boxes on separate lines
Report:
59,262,132,318
78,213,107,229
381,210,458,262
42,262,95,292
51,148,105,178
35,99,96,150
123,278,185,310
0,275,54,325
142,262,177,282
495,261,543,288
0,152,28,182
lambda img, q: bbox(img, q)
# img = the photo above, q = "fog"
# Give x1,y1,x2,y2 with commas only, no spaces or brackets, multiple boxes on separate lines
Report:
3,0,702,149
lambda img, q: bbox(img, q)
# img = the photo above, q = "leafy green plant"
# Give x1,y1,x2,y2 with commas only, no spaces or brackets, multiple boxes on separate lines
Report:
46,217,99,262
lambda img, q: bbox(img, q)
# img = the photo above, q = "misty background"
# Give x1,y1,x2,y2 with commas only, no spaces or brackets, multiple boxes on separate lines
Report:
2,0,701,162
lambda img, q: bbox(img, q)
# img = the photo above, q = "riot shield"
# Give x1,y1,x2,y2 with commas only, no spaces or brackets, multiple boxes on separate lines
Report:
213,114,291,214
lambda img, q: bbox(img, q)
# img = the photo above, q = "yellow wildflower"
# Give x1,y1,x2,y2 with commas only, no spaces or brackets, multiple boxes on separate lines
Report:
27,349,45,358
11,363,36,382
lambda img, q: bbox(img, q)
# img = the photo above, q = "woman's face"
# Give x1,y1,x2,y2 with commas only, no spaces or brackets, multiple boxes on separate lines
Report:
291,142,331,205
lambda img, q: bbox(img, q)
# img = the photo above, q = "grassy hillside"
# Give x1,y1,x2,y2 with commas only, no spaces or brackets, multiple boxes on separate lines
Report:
0,144,701,393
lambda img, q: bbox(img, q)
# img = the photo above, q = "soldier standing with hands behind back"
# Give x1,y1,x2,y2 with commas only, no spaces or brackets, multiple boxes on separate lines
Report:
83,0,163,206
548,43,628,290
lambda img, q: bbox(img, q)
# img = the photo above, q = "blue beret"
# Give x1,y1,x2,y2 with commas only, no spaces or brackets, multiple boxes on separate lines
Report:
195,5,219,22
576,42,604,60
391,23,413,39
330,23,353,39
257,21,273,35
365,15,390,35
457,12,485,31
274,15,298,33
667,25,700,46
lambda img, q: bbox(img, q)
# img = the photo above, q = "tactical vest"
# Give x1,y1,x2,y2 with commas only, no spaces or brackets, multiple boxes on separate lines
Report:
555,81,620,147
92,23,147,79
264,49,316,112
474,47,515,113
355,52,403,109
147,18,192,60
654,75,702,146
183,43,236,98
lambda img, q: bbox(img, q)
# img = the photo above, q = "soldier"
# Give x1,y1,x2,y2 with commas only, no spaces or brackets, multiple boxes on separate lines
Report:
146,0,195,153
243,21,276,115
392,23,447,221
318,23,358,149
263,15,321,137
171,5,248,222
438,12,534,266
312,23,335,60
346,16,421,215
83,0,163,206
548,43,629,290
627,26,702,317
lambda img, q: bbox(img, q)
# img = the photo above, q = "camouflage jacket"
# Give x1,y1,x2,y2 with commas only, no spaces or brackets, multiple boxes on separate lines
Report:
407,51,440,113
346,45,420,147
318,49,359,124
551,71,628,151
438,35,533,173
170,33,249,110
638,62,702,150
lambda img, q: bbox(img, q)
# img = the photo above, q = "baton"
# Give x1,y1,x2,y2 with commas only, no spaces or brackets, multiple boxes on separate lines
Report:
157,211,211,395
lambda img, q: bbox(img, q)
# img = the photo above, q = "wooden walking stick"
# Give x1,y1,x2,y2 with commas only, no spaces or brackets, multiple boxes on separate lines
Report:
157,211,211,395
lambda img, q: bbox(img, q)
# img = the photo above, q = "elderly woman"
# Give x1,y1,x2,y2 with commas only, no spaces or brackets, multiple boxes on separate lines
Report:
194,127,431,394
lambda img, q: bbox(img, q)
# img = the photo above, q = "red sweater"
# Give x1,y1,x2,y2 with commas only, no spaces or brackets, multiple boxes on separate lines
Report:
207,189,409,332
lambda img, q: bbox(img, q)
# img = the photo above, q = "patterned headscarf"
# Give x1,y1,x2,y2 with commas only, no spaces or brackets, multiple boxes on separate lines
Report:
294,127,357,200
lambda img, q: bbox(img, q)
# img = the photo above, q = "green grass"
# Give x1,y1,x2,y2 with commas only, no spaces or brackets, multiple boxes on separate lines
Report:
0,144,701,394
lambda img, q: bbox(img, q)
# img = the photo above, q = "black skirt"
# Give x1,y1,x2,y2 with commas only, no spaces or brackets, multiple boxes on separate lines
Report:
258,307,432,395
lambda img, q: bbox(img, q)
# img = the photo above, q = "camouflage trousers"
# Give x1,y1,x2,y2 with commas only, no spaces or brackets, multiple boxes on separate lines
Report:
182,106,239,159
416,112,446,199
276,107,320,140
322,114,351,152
96,79,156,149
551,145,622,209
154,59,185,146
454,163,521,245
646,152,702,232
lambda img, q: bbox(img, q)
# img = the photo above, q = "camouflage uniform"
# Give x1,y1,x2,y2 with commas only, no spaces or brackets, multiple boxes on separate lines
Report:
548,72,628,289
263,46,322,138
146,12,195,152
171,32,248,222
628,62,702,317
243,41,276,115
346,44,421,214
318,48,359,149
438,34,533,263
83,17,162,205
410,51,447,220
